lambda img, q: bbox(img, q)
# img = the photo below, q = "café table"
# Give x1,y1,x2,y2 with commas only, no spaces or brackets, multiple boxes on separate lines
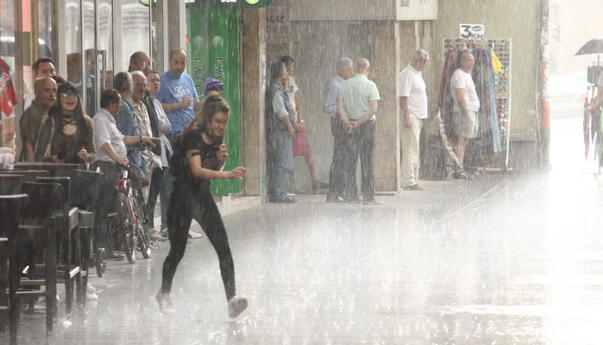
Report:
13,162,83,176
0,174,24,195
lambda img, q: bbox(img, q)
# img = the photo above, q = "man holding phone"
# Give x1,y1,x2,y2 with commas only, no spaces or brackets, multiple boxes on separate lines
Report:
156,48,203,237
157,48,203,140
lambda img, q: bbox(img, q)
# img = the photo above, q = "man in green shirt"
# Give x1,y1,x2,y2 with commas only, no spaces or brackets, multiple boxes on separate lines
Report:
337,58,382,205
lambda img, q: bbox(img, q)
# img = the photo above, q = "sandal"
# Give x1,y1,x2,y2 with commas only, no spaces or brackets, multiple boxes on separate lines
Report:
150,230,166,241
452,170,472,180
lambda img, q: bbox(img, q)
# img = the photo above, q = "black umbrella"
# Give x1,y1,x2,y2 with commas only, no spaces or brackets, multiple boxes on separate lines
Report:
575,37,603,56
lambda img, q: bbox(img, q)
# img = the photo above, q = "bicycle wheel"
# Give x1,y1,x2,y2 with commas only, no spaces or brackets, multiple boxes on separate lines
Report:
131,192,151,259
118,193,136,264
137,224,152,259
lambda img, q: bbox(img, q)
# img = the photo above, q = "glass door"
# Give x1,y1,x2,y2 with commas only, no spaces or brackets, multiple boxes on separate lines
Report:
65,0,115,117
82,0,96,115
97,0,113,92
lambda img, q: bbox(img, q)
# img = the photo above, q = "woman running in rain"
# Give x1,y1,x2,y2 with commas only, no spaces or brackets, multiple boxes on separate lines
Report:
156,95,248,318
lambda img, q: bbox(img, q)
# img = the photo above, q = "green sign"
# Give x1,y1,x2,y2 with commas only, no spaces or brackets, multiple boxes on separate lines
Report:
187,3,242,196
210,0,272,8
139,0,197,6
140,0,270,7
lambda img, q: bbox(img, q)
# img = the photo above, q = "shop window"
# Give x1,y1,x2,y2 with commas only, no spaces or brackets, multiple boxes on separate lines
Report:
65,0,82,91
0,0,16,70
122,0,150,70
83,0,96,114
37,0,53,58
98,0,113,90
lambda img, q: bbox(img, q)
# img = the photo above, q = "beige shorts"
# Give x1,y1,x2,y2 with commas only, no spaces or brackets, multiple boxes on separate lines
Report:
453,111,478,139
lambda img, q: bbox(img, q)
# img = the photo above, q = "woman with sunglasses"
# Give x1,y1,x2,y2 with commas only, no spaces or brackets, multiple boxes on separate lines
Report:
35,81,94,164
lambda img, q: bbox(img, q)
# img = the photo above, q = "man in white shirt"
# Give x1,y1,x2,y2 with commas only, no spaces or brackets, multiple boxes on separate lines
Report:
398,49,429,190
450,50,480,179
23,58,56,110
92,89,156,260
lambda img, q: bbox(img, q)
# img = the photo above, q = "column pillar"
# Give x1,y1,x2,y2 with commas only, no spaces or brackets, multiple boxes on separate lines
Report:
241,8,267,198
373,21,401,192
167,0,186,53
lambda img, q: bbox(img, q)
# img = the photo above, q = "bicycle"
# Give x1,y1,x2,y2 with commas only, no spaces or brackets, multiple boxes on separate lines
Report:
110,143,153,264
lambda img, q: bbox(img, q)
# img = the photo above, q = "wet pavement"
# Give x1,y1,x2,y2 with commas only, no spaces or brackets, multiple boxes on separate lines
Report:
5,100,603,344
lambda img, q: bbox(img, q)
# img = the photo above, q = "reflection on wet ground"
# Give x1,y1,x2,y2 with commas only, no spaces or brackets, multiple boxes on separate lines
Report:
5,100,603,344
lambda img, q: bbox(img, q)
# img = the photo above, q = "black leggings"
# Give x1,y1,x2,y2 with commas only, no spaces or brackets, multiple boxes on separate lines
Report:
160,180,236,301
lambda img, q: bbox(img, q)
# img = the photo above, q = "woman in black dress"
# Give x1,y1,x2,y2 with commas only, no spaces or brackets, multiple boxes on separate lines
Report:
35,82,94,164
157,95,247,318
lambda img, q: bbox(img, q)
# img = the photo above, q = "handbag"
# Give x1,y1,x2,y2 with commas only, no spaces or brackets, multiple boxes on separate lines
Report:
293,130,308,157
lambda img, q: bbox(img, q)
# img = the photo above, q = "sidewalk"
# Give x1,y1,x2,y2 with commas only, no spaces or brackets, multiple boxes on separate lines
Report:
7,173,521,345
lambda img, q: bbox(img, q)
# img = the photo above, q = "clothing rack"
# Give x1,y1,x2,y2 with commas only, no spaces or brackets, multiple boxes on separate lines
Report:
442,38,513,172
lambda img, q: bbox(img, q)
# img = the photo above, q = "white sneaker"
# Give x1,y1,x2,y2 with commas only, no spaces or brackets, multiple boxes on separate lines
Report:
188,231,203,239
228,296,248,318
86,284,98,301
156,291,175,315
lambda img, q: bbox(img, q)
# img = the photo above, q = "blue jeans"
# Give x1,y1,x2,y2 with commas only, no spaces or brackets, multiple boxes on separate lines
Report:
267,128,293,200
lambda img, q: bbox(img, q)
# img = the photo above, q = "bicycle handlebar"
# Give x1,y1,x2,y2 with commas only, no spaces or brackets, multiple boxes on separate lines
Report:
127,141,152,157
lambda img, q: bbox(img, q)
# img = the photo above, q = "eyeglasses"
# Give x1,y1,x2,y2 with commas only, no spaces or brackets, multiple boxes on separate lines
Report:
59,91,78,98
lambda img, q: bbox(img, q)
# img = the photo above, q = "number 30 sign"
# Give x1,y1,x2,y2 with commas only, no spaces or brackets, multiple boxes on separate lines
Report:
460,24,485,40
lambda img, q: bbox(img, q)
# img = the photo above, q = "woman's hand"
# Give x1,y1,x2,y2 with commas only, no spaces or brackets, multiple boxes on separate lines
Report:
225,166,246,179
77,148,88,160
216,144,228,163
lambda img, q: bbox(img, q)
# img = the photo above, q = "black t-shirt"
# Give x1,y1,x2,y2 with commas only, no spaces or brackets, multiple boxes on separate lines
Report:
169,129,221,189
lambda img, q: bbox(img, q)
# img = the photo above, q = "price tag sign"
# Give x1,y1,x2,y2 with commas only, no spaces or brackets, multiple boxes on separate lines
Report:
459,24,485,40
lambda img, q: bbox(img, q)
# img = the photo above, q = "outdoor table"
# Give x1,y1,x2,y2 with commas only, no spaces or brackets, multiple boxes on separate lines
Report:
0,174,24,194
0,169,51,178
13,162,83,176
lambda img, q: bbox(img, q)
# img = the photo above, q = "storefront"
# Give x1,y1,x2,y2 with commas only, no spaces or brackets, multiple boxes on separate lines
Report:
0,0,161,150
1,0,272,200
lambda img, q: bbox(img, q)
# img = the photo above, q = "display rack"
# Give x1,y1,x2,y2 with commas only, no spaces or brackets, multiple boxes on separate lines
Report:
443,38,513,170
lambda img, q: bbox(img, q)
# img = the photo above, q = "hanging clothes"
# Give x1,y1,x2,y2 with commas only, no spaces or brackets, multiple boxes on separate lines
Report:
438,49,462,143
421,49,461,180
491,50,502,75
472,49,502,158
0,58,18,121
